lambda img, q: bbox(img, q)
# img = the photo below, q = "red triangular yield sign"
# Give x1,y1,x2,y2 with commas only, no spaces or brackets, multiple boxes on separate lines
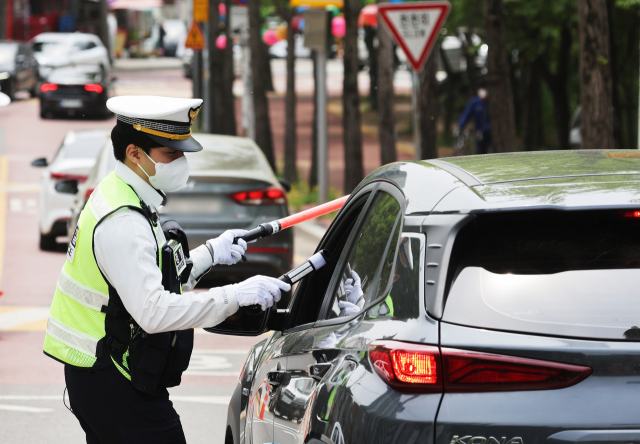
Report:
378,1,451,72
185,22,205,51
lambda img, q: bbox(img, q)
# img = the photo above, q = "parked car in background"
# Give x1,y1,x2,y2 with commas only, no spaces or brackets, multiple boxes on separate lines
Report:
69,134,293,284
213,151,640,444
39,64,114,119
0,40,39,99
31,33,110,82
161,20,187,57
32,129,110,250
269,34,312,59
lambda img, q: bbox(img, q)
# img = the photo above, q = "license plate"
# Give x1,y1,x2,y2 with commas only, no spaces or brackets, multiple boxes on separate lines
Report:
60,99,82,108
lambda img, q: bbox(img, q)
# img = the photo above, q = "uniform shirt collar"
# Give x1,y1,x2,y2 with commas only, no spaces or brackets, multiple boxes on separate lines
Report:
114,161,165,210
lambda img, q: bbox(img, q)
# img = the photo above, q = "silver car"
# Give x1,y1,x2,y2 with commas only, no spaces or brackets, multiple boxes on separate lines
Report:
68,133,293,283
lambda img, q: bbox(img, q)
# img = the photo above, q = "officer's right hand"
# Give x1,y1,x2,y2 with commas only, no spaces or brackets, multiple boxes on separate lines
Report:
233,276,291,311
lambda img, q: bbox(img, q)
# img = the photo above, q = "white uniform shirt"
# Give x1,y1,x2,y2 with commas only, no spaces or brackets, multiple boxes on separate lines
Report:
93,161,238,334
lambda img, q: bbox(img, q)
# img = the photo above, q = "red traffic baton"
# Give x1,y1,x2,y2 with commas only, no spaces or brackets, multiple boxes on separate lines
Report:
234,195,350,259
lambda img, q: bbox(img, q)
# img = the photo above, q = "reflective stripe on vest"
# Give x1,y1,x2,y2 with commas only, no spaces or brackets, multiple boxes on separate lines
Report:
46,314,100,358
57,268,109,312
88,184,112,221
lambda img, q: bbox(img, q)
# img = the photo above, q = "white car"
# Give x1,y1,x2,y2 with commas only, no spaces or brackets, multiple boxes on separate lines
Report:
31,33,110,82
32,129,110,250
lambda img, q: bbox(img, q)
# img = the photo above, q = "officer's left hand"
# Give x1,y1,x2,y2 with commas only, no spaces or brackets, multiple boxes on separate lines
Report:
206,229,249,266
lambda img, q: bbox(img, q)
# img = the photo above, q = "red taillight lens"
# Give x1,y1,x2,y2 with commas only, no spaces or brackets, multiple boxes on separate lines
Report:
622,210,640,218
232,186,287,205
369,341,441,393
50,172,88,182
85,185,96,201
441,348,592,392
369,341,592,393
41,83,58,92
84,83,103,93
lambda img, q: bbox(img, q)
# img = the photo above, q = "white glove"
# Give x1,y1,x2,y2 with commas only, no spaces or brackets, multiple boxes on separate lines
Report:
206,229,248,266
344,270,363,304
233,275,291,311
338,300,360,317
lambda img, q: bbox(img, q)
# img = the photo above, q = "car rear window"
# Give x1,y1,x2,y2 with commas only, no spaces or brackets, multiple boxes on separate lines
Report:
62,134,107,159
443,210,640,341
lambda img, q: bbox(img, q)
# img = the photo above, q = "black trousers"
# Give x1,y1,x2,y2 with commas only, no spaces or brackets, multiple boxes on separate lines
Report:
64,364,187,444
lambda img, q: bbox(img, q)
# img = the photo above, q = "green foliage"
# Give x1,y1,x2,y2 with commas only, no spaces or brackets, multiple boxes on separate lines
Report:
287,181,341,214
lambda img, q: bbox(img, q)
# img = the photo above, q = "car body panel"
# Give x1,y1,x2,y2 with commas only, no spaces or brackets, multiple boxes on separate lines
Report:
32,32,110,80
437,322,640,444
0,41,38,98
40,65,112,117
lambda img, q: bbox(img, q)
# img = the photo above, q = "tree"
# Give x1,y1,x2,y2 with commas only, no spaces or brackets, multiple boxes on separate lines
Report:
377,6,397,166
274,0,298,183
420,49,439,159
484,0,517,152
364,25,378,110
343,0,364,192
249,0,276,169
577,0,614,150
208,0,237,135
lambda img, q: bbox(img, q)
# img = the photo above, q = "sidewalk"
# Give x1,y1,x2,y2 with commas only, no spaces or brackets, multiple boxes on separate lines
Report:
113,57,183,72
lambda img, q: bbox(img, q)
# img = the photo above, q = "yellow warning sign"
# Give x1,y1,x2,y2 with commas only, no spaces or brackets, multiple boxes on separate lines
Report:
193,0,209,23
185,23,205,51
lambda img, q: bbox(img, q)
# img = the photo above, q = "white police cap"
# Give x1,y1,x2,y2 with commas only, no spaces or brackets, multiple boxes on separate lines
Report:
107,95,204,152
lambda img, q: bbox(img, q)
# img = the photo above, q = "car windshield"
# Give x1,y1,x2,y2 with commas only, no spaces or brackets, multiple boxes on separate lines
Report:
189,139,264,173
32,41,69,55
60,132,108,160
48,67,101,83
443,210,640,340
0,43,17,64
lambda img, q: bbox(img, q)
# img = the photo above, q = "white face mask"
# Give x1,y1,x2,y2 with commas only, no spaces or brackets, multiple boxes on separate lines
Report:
138,150,190,192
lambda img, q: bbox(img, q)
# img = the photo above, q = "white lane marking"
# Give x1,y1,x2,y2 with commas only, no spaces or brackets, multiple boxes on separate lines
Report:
0,396,60,400
0,307,50,330
0,404,53,413
171,396,231,405
183,371,240,377
9,198,22,212
190,349,250,355
25,198,37,214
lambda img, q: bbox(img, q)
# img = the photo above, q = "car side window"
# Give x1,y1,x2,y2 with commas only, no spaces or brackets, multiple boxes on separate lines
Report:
365,235,423,320
326,191,402,320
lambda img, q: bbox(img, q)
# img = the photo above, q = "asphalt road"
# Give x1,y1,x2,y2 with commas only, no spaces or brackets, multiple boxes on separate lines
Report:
0,67,323,444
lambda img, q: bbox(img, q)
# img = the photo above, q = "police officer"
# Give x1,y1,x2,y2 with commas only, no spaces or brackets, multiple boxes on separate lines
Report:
43,96,290,443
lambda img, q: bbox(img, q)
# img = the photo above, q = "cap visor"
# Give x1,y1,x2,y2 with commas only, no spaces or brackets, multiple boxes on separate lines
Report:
147,134,203,152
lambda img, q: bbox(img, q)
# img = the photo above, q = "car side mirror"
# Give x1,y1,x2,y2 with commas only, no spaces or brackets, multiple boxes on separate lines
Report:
55,179,79,195
205,305,274,336
31,157,48,167
278,179,292,193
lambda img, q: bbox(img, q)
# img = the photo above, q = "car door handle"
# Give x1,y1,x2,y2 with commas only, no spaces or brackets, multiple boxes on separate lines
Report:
310,363,332,380
267,371,291,387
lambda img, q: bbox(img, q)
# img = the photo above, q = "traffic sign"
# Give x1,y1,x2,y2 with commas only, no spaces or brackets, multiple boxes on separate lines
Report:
378,1,451,72
193,0,209,22
290,0,344,8
185,23,205,51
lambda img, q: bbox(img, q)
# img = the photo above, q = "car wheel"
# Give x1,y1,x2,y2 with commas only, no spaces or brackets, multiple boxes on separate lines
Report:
29,85,38,98
39,232,57,251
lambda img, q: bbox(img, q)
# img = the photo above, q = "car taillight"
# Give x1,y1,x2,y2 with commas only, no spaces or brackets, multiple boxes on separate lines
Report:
442,348,592,392
232,186,286,205
622,210,640,218
50,172,88,182
40,83,58,92
84,84,103,93
369,341,441,393
85,185,96,201
368,341,592,393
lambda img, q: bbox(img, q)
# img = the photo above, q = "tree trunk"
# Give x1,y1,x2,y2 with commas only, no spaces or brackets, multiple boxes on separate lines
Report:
522,58,543,151
208,0,226,134
420,49,439,160
577,0,614,150
309,50,318,189
249,0,275,169
607,0,622,150
484,0,517,153
0,0,6,40
262,41,275,92
462,31,478,93
377,11,396,166
98,0,111,63
284,23,297,182
364,26,378,110
222,0,237,135
439,42,455,143
343,0,364,193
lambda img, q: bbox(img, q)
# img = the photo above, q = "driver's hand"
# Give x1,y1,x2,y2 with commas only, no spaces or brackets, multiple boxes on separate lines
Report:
338,300,360,317
233,276,291,311
344,270,363,304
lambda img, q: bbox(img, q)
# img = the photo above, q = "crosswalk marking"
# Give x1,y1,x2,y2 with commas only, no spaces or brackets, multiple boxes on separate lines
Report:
0,307,49,331
9,197,37,213
0,404,53,413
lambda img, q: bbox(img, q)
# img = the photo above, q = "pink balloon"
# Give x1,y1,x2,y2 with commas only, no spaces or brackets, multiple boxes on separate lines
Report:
218,3,226,15
332,16,346,37
263,29,279,46
216,34,227,50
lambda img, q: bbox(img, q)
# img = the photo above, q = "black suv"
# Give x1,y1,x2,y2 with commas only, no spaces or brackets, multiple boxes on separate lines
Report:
209,150,640,444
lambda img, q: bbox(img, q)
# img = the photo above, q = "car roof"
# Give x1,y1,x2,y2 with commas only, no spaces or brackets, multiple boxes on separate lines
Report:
189,134,279,184
360,150,640,215
63,129,111,146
